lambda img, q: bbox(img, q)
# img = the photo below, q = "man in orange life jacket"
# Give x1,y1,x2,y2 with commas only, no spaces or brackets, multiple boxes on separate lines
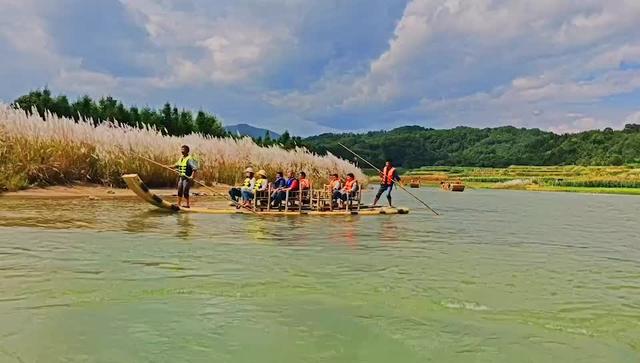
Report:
373,159,400,207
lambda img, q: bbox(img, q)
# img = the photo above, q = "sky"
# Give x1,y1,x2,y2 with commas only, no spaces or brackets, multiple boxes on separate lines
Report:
1,0,640,136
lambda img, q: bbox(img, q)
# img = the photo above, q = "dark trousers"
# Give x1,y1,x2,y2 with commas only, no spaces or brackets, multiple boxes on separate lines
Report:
335,190,356,202
229,187,242,202
271,191,286,206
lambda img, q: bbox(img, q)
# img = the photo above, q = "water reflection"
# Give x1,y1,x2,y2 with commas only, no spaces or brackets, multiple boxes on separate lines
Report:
244,217,272,242
327,216,360,248
124,210,167,234
175,214,195,239
379,218,403,244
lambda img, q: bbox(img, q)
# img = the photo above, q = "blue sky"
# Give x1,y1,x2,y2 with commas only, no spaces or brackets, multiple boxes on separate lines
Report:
1,0,640,136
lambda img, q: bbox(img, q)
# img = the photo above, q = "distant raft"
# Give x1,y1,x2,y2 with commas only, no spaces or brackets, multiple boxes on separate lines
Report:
122,174,409,216
440,180,465,192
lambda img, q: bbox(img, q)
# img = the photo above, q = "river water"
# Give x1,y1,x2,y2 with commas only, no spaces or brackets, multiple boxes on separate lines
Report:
0,189,638,362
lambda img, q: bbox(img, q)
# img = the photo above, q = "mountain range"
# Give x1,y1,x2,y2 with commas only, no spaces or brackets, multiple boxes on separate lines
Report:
224,123,281,139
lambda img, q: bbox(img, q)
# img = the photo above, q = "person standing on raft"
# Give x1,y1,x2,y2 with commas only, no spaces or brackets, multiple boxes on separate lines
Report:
175,145,198,208
372,159,400,207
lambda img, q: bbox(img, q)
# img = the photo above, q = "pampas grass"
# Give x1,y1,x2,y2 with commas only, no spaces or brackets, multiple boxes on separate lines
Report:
0,104,364,191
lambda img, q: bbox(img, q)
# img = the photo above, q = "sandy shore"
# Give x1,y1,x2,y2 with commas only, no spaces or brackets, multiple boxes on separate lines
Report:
0,182,231,199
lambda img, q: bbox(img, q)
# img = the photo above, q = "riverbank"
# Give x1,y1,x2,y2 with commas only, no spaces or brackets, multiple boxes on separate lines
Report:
403,165,640,195
402,165,640,196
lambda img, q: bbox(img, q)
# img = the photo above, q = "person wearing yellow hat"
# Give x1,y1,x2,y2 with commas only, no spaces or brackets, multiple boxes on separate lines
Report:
228,167,255,204
240,169,269,207
256,170,269,191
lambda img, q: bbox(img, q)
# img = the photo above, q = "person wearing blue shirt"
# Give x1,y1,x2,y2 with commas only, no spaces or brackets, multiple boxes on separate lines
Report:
272,171,286,190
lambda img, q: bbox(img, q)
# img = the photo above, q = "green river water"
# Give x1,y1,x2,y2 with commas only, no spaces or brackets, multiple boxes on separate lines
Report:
0,189,638,362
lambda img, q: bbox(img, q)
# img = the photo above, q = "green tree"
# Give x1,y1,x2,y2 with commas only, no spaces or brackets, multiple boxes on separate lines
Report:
98,96,118,122
179,110,194,135
71,95,98,123
52,95,72,119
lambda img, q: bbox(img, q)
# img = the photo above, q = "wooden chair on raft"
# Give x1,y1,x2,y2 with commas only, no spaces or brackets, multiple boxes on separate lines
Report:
312,184,334,211
252,186,271,211
283,187,313,212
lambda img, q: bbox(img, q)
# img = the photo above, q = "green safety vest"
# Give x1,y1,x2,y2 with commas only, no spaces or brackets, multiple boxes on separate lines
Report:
254,178,267,191
177,155,193,177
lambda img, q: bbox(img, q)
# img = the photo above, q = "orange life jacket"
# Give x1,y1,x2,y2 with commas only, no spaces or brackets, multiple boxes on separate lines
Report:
344,178,357,192
381,166,396,185
300,178,311,190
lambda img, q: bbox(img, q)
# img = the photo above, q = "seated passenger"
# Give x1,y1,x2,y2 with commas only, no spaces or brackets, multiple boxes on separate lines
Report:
241,169,268,207
272,171,286,190
229,167,255,204
328,173,342,193
271,170,299,208
337,173,359,208
299,171,311,190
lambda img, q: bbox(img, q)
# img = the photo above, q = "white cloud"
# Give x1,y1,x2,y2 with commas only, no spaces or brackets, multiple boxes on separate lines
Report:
122,0,297,85
626,111,640,124
2,0,640,134
586,44,640,70
266,0,640,131
0,0,123,97
52,69,120,95
548,116,624,135
0,0,72,70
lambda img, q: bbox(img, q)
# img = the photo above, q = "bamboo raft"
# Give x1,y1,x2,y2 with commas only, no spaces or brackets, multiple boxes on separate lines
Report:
440,180,465,192
123,174,409,216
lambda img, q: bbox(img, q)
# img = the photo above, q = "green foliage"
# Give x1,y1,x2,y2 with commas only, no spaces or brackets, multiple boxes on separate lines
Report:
408,165,640,191
13,89,640,167
303,125,640,168
252,129,304,150
13,89,227,137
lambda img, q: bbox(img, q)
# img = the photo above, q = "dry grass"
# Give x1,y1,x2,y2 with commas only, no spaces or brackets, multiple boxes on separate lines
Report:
406,165,640,194
0,105,364,191
492,179,533,189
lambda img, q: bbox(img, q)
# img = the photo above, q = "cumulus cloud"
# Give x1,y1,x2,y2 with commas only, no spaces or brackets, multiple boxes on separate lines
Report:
268,0,640,131
1,0,640,135
122,0,298,85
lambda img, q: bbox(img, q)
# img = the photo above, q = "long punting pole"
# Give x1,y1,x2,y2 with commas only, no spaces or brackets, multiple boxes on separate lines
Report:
337,142,440,216
135,154,256,213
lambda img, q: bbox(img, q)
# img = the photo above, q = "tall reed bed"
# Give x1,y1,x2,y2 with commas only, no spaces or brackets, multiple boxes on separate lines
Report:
0,105,364,191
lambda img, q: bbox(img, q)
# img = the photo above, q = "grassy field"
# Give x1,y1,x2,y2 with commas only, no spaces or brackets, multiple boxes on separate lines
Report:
403,165,640,195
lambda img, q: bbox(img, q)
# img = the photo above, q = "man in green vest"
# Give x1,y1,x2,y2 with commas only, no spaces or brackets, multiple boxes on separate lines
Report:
175,145,198,208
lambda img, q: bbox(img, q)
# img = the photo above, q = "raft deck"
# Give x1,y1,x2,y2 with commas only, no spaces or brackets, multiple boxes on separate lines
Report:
122,174,409,216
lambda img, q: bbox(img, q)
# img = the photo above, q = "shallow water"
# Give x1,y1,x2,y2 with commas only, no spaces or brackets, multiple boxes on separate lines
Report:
0,189,639,362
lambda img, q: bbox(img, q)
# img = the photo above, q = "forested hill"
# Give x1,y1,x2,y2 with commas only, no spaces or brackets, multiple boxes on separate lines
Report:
10,89,640,168
302,125,640,168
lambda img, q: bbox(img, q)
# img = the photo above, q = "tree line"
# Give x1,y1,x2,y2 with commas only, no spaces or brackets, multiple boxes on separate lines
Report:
12,89,306,147
302,125,640,167
13,89,227,137
11,89,640,167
